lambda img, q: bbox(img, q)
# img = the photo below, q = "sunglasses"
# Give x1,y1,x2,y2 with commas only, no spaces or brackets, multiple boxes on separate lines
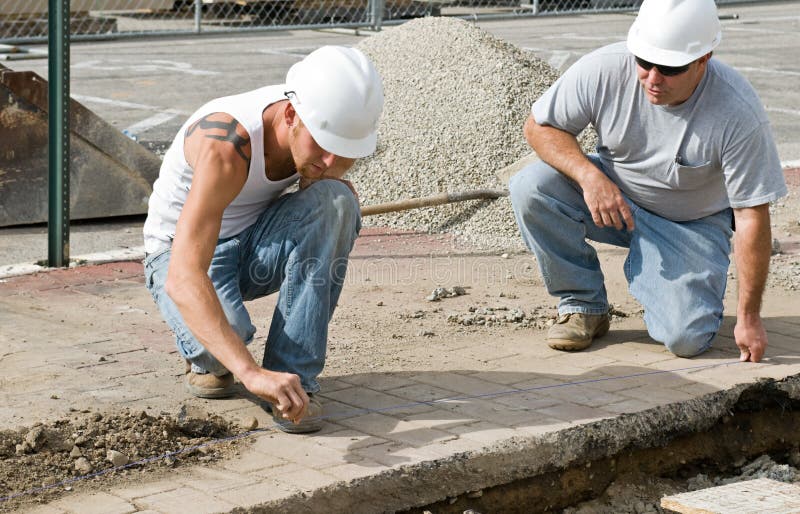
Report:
635,56,691,77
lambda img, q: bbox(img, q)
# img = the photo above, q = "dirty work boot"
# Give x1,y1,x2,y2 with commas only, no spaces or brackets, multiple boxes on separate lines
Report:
547,312,610,351
184,360,236,399
270,395,324,434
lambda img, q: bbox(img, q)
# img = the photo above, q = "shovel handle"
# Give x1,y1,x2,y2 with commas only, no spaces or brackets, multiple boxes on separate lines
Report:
360,188,509,216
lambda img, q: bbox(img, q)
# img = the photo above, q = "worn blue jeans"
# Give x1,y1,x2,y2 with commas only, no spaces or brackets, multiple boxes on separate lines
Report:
509,157,733,357
144,180,361,393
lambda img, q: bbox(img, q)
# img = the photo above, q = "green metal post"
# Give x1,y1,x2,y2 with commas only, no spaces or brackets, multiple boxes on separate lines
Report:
48,0,70,267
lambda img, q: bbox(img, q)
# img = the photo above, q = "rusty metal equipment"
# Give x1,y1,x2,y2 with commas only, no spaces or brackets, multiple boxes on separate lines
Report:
0,63,162,227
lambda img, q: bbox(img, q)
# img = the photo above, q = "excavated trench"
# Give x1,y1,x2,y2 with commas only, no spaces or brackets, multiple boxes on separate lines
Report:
408,378,800,513
248,374,800,514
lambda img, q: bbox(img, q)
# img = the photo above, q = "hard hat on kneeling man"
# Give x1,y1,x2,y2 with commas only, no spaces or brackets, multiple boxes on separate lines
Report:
627,0,722,67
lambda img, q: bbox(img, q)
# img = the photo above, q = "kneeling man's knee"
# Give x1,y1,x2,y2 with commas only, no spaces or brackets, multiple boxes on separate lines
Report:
660,329,716,358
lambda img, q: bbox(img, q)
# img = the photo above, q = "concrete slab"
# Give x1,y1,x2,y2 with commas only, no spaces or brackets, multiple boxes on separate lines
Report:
661,478,800,514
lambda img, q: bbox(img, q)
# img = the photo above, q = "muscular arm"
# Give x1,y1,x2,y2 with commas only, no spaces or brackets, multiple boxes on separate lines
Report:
732,204,772,362
166,112,309,421
524,114,634,231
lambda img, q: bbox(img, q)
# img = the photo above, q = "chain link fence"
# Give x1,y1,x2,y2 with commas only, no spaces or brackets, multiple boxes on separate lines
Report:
0,0,649,44
0,0,781,45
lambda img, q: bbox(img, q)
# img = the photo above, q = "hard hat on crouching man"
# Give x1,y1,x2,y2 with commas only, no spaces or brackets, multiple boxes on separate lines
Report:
284,46,384,159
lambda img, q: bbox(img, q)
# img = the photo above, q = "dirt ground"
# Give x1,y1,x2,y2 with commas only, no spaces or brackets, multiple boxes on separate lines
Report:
0,170,798,512
0,409,246,512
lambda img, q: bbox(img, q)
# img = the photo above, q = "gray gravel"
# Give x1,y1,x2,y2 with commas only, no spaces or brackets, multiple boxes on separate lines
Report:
352,17,595,251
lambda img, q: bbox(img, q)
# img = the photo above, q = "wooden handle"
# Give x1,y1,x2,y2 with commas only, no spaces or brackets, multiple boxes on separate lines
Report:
360,188,508,216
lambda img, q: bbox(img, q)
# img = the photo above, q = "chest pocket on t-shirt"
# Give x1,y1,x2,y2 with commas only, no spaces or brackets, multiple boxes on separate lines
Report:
659,159,717,191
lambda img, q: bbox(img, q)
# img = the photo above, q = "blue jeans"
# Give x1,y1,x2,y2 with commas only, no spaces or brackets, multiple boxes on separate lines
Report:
509,157,733,357
144,180,361,393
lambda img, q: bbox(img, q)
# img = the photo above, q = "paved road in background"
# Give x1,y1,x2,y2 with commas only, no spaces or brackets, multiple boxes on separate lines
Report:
1,2,798,266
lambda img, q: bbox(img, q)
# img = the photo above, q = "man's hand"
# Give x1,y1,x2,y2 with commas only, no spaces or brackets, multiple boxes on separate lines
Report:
734,314,767,362
523,115,633,232
580,171,635,231
242,368,310,423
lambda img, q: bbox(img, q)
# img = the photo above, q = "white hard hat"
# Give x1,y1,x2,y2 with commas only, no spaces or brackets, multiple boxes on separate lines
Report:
285,46,384,159
627,0,722,67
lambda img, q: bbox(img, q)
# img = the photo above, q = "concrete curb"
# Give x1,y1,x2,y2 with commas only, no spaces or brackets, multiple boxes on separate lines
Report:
0,246,145,280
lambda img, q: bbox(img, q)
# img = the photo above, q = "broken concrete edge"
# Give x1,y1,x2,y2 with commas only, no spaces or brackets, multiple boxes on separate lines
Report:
229,374,800,514
0,246,145,280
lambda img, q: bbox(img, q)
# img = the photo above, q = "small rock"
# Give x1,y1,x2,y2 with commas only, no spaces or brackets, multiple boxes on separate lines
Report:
467,489,484,498
15,443,29,456
242,417,259,431
107,450,130,467
50,394,59,399
426,286,467,301
69,445,83,458
501,253,509,259
98,356,106,362
42,477,58,487
91,412,103,422
74,457,92,474
73,435,88,446
24,426,45,449
376,301,384,306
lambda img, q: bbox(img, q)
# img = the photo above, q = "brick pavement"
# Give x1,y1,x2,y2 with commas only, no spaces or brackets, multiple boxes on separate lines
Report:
1,230,799,513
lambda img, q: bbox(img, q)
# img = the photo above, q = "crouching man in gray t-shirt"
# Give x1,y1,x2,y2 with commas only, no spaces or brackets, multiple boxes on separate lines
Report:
509,0,786,361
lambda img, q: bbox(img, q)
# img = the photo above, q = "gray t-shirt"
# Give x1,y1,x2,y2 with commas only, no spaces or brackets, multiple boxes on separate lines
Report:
532,42,786,221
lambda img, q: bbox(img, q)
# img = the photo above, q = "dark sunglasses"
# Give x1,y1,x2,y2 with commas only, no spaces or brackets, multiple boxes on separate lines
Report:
635,56,691,77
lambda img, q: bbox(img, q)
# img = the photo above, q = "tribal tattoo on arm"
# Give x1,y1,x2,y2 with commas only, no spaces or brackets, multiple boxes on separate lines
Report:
186,115,251,167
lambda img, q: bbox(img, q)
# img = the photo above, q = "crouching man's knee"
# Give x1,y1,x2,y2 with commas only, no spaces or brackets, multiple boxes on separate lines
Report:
309,180,360,231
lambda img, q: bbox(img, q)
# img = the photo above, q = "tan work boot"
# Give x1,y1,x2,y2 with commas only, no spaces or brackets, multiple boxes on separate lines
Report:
547,312,610,351
270,395,324,434
184,360,236,399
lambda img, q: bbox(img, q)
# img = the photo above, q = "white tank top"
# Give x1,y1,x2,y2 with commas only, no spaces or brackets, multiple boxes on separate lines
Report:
143,85,298,254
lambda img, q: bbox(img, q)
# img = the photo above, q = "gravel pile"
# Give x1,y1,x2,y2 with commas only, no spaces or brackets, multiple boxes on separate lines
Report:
352,17,596,250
